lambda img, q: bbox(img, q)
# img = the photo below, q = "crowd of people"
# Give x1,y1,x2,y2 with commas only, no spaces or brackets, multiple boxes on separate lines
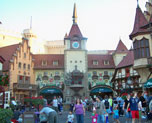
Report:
67,91,152,123
9,91,152,123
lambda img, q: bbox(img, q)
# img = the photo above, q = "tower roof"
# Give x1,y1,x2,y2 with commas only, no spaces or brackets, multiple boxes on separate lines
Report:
68,24,83,38
66,3,84,39
130,6,148,39
0,44,19,71
116,50,134,68
115,39,128,53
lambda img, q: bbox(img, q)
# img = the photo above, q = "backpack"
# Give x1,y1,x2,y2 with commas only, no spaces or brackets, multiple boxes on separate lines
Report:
104,100,109,109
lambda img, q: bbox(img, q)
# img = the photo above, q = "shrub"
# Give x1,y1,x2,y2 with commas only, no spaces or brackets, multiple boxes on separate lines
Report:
0,108,13,123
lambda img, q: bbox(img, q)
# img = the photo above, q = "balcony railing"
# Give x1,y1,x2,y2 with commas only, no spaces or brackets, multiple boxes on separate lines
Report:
148,57,152,65
13,83,37,91
70,84,84,88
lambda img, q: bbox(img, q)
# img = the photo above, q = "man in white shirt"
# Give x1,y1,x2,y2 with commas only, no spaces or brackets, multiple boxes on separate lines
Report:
40,106,58,123
53,96,58,112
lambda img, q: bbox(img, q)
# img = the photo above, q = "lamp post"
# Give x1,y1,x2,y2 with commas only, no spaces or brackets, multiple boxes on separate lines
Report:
29,86,32,111
127,77,133,94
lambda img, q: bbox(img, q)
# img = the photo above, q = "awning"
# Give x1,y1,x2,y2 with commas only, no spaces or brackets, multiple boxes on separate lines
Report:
40,88,62,94
90,87,113,93
144,78,152,88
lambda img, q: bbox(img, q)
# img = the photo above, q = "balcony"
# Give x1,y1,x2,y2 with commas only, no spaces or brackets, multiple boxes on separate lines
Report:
70,84,84,88
13,83,37,91
134,58,148,69
70,84,84,92
148,57,152,65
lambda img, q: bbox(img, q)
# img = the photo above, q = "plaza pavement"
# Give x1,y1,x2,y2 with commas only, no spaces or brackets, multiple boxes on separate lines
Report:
58,111,148,123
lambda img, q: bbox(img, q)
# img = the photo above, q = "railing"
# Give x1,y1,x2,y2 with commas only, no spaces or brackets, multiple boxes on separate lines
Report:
70,84,84,88
13,83,37,91
148,57,152,65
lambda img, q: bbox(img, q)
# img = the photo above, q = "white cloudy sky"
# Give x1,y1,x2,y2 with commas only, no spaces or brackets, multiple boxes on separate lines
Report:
0,0,148,50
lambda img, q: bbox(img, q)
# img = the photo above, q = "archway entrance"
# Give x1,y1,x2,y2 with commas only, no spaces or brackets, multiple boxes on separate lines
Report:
90,86,113,100
39,87,63,104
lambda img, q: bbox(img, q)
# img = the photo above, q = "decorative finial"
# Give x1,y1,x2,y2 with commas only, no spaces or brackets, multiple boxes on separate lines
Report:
30,16,32,29
72,3,77,24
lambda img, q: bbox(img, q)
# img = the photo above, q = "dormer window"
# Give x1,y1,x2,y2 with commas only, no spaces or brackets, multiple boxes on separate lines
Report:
93,60,98,65
42,60,47,66
53,60,58,66
104,60,109,65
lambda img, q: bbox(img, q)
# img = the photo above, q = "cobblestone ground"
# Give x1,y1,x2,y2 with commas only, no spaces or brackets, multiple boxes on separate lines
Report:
58,111,148,123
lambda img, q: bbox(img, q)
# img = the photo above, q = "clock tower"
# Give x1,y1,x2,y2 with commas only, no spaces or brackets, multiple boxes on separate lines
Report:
64,3,88,102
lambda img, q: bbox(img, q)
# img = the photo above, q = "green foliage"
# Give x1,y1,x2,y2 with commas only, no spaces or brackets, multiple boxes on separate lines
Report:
0,108,13,123
31,98,44,105
24,97,44,106
0,75,9,86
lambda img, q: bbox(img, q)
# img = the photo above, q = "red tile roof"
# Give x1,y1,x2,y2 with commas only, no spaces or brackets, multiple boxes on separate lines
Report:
88,54,115,69
68,24,83,38
130,7,148,39
115,40,128,53
33,54,64,69
0,44,19,71
116,50,134,69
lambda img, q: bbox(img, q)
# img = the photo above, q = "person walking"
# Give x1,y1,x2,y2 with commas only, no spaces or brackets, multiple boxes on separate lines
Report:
139,93,146,118
40,105,58,123
113,105,120,123
67,111,74,123
123,94,132,123
127,91,140,123
119,96,124,116
58,96,62,114
108,96,113,114
52,96,58,112
103,95,110,114
73,98,85,123
95,96,106,123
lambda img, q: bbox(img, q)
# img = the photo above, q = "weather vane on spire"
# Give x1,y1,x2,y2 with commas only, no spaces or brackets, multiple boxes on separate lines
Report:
72,3,77,24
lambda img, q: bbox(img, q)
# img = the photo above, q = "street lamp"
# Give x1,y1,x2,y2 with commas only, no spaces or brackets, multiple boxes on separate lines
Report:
127,77,133,93
29,86,32,111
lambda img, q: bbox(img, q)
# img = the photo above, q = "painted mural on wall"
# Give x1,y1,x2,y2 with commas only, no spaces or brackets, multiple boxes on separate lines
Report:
35,71,64,90
88,70,113,89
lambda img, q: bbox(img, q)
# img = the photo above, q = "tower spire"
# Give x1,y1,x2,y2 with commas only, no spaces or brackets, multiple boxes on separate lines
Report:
30,16,32,29
72,3,77,24
137,0,139,8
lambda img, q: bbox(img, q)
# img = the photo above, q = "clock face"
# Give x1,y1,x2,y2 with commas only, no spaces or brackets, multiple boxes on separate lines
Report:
72,41,79,49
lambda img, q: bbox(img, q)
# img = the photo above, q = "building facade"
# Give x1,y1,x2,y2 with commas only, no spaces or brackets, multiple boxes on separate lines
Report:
112,50,141,95
0,38,37,102
0,3,146,103
130,0,152,89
